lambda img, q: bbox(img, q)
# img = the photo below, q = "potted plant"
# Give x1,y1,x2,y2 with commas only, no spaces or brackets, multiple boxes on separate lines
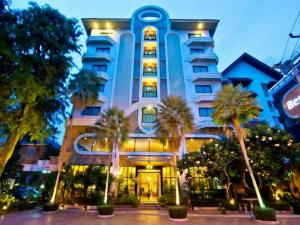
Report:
42,202,60,214
253,206,277,222
168,206,188,221
98,204,114,218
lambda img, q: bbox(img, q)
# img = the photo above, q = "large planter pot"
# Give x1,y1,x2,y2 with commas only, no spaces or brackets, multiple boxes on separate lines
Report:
253,207,277,222
168,206,187,221
42,203,59,214
98,205,114,218
292,202,300,215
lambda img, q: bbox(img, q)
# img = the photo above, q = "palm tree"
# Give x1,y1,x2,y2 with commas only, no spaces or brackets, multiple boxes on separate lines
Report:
156,96,194,206
50,70,103,203
212,84,265,208
95,107,129,205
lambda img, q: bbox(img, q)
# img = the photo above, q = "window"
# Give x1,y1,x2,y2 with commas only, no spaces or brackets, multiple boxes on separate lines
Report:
92,65,107,72
267,100,275,112
142,107,157,123
82,106,101,116
143,85,157,98
193,65,208,73
190,48,204,54
144,29,156,40
96,47,110,54
188,33,202,38
261,83,269,96
99,84,105,92
199,108,214,117
195,85,212,93
143,64,157,76
162,167,176,193
144,49,157,57
119,167,136,194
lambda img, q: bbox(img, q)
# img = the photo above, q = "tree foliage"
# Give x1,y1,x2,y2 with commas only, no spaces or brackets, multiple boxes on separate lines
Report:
0,2,82,175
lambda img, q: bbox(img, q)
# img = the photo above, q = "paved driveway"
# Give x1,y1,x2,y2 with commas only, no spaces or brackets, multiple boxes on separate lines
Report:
0,209,299,225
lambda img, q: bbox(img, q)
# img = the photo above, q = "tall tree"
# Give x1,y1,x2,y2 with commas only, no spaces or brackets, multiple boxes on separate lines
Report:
50,69,102,203
95,107,129,204
212,84,265,207
0,2,82,176
156,96,194,206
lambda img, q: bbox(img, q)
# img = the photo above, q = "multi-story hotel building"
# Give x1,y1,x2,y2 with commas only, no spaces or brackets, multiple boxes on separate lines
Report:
60,6,222,201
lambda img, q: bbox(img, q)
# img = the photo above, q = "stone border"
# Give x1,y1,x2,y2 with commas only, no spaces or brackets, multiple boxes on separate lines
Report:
97,214,114,218
255,220,280,225
169,217,188,222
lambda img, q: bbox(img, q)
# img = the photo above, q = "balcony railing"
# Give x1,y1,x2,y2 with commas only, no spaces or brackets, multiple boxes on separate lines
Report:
143,91,157,98
143,71,157,77
144,35,156,40
143,50,157,58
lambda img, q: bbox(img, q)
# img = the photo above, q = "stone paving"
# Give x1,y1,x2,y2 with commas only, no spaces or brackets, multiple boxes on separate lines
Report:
0,209,300,225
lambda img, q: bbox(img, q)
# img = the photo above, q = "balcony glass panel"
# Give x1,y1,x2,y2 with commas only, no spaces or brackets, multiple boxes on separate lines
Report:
143,85,157,98
143,50,157,58
143,66,157,76
77,136,109,152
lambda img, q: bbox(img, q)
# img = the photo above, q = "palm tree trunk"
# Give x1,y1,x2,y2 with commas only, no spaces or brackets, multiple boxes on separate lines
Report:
233,119,265,208
50,116,74,203
0,132,21,177
104,148,112,205
173,151,180,206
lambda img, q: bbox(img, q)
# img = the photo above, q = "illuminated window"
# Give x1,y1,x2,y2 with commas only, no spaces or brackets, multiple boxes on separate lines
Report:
144,28,157,40
162,167,175,193
143,63,157,76
143,82,157,98
119,167,136,194
195,85,212,93
142,107,157,123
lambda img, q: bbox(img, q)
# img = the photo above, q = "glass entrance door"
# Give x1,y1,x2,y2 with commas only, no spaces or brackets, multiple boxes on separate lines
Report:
138,170,160,203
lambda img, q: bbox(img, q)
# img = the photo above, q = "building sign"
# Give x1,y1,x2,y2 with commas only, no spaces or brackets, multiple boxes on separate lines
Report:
283,83,300,119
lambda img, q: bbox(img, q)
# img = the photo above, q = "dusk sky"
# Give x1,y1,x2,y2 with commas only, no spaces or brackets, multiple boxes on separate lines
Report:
12,0,300,143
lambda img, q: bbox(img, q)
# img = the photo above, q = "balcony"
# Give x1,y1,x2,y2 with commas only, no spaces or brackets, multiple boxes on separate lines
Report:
196,119,219,129
98,93,106,102
94,71,109,80
82,52,112,62
143,71,157,77
191,72,222,82
189,52,219,63
185,37,214,46
194,94,216,103
86,35,116,45
143,91,157,98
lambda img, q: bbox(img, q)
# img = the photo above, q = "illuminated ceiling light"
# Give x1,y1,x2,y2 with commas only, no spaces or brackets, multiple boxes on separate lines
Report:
105,22,112,29
93,22,99,29
146,105,153,111
197,23,204,29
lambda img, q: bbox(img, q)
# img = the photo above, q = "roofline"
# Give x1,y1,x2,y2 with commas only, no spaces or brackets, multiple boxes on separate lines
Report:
222,52,283,81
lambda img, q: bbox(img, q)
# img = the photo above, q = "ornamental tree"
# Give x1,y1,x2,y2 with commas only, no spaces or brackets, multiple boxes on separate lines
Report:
178,139,241,200
0,2,82,176
246,123,300,197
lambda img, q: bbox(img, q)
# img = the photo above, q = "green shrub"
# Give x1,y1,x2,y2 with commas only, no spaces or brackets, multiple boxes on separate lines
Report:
98,205,114,215
158,196,167,207
267,201,290,211
130,196,139,208
42,203,59,212
253,207,276,221
168,206,187,219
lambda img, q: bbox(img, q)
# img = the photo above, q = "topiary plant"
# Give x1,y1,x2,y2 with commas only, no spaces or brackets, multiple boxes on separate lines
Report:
253,206,276,221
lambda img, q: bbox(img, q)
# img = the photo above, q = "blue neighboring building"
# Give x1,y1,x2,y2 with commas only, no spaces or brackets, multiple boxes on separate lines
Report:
222,53,283,128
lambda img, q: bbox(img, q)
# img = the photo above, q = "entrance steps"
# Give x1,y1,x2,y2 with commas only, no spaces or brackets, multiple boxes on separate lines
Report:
139,203,161,210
